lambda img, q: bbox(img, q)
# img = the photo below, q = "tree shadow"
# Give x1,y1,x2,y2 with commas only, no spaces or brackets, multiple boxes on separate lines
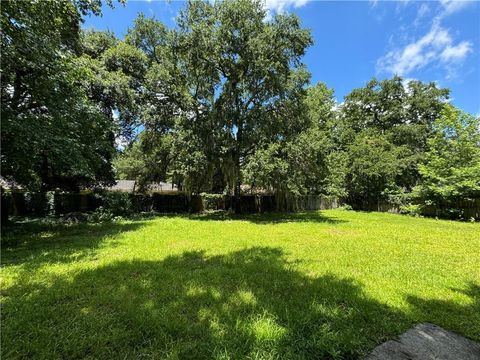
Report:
2,227,478,359
184,211,346,225
405,282,480,341
1,220,146,268
3,247,408,359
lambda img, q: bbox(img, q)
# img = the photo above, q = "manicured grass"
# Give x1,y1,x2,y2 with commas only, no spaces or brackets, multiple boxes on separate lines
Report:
1,210,479,359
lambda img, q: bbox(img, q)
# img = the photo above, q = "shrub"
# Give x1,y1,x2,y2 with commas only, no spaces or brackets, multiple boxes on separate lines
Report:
337,204,353,211
151,193,189,213
200,193,226,211
95,192,133,216
400,203,422,217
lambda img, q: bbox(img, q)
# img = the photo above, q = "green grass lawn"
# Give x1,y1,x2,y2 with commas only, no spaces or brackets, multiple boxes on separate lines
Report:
1,210,479,359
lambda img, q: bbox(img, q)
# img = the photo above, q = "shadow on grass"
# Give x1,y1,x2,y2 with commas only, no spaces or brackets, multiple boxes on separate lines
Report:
2,219,478,359
3,246,478,358
1,220,147,268
2,246,453,360
405,283,480,340
185,211,346,224
0,210,342,270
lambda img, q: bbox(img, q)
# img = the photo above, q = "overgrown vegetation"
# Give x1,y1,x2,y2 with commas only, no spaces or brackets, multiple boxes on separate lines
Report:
2,210,479,358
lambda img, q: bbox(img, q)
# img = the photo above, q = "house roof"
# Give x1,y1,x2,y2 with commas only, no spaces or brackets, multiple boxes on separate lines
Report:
106,180,179,193
146,182,178,192
107,180,136,192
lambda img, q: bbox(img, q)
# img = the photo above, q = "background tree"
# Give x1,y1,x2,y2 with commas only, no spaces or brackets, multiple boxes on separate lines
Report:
1,0,125,191
196,0,312,209
242,82,349,203
78,29,148,139
127,0,313,210
339,76,449,207
416,105,480,208
345,131,409,207
301,82,347,198
124,13,199,190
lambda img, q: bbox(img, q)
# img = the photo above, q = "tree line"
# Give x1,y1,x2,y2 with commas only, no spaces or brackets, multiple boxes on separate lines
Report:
2,0,479,215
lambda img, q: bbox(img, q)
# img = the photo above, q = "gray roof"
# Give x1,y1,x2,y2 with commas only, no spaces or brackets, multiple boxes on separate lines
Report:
107,180,136,192
146,182,179,192
106,180,179,193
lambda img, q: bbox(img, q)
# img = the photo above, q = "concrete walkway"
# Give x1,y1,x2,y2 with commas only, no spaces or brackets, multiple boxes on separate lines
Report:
366,323,480,360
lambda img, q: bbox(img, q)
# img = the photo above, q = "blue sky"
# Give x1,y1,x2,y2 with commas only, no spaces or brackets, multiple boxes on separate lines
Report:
83,0,480,115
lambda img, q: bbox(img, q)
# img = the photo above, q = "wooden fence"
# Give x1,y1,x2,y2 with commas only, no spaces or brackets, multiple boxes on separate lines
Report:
1,191,340,218
2,190,478,220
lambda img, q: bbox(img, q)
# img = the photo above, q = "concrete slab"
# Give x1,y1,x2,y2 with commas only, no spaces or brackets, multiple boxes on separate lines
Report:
365,323,480,360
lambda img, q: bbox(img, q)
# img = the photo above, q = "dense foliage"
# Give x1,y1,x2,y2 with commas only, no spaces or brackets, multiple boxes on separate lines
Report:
1,0,479,216
0,0,127,191
338,76,451,207
414,105,480,217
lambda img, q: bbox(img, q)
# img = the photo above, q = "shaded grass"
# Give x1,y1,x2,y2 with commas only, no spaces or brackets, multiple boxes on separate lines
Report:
1,210,479,359
186,211,346,224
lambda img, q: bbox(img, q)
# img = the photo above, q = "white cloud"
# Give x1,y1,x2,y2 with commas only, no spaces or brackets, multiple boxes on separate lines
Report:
441,41,473,62
263,0,310,15
413,3,430,27
377,23,468,75
376,1,474,78
418,3,430,17
439,0,472,17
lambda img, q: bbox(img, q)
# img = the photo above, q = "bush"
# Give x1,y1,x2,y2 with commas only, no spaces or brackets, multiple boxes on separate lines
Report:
95,192,133,216
400,203,422,217
93,192,191,215
200,193,226,211
151,193,189,213
130,194,154,212
337,204,353,211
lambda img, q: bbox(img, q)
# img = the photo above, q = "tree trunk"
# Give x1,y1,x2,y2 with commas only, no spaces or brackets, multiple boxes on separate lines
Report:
233,118,243,214
234,178,241,214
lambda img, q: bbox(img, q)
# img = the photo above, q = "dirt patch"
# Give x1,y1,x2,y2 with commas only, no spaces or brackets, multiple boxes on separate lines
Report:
324,228,356,236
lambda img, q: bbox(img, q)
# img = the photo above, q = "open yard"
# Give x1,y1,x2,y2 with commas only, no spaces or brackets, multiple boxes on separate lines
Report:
1,210,479,359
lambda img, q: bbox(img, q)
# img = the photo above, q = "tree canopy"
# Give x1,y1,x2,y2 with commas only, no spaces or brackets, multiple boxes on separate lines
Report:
417,105,480,202
1,0,125,190
1,0,478,216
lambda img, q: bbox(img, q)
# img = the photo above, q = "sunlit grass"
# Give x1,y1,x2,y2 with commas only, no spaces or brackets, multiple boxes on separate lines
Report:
1,210,479,359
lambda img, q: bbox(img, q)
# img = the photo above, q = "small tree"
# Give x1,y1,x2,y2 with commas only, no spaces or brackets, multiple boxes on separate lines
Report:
417,105,480,205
